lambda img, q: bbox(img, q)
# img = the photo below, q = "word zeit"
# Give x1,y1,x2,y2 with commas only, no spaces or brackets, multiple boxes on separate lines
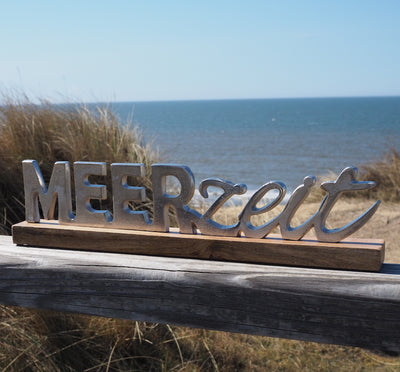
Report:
23,160,380,243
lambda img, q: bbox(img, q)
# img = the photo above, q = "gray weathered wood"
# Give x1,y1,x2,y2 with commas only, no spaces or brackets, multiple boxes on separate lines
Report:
0,235,399,353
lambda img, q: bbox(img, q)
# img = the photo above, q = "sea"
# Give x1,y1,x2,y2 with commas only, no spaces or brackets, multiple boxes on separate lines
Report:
101,97,400,197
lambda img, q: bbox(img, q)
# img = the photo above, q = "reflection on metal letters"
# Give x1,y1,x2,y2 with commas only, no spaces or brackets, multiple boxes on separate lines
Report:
73,162,112,226
239,181,286,239
22,160,381,243
23,160,73,223
279,176,317,240
111,163,151,230
151,164,196,232
313,167,381,242
195,178,247,236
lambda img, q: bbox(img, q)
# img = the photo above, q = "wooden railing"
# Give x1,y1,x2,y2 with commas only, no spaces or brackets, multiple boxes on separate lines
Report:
0,235,399,354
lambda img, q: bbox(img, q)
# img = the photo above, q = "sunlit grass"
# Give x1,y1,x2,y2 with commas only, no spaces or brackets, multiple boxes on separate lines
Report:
0,95,159,234
358,148,400,202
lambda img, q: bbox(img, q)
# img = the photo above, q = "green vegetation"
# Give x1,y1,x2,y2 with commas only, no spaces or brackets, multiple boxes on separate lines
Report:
0,95,399,370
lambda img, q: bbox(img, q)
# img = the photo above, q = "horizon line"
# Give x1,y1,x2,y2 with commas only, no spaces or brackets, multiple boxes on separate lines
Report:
81,94,400,106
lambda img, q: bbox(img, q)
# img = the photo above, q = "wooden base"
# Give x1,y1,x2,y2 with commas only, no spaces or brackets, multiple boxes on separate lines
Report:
12,221,385,272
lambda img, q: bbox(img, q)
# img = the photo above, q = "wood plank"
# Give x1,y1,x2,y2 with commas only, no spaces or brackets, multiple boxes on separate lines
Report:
12,220,384,271
0,235,399,353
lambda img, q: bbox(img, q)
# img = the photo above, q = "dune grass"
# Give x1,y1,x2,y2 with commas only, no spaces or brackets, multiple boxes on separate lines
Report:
1,304,400,372
0,95,158,234
358,148,400,202
306,148,400,203
0,94,399,370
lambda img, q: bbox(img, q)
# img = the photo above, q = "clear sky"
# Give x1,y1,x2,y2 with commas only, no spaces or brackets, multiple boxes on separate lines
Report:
1,0,399,102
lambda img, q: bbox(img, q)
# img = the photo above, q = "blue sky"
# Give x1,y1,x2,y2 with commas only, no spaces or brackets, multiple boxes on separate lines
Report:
1,1,399,102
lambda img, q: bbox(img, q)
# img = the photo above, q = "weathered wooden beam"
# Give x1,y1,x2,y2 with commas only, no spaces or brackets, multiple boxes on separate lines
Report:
0,236,399,353
12,221,385,271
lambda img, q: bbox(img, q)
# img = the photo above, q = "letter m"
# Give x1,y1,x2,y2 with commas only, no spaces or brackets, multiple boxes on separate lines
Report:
23,160,73,222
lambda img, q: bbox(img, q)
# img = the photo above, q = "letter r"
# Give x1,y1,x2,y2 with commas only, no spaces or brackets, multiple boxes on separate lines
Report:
151,164,195,232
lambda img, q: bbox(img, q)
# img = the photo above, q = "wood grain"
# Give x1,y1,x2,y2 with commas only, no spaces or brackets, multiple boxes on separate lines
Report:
0,235,399,353
12,220,384,271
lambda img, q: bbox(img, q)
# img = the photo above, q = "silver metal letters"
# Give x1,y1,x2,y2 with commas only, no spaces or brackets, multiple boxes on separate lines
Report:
111,163,151,229
23,160,380,242
23,160,73,223
73,162,112,226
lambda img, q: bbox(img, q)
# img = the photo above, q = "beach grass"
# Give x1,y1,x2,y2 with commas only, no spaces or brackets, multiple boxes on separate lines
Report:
0,94,399,370
306,148,400,203
1,302,400,371
358,148,400,202
0,95,158,234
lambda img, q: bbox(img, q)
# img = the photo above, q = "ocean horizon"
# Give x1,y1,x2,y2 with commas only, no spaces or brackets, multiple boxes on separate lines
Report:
89,96,400,196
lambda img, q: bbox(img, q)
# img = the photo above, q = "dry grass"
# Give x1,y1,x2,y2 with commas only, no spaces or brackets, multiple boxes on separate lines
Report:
308,148,400,203
0,95,159,234
0,307,193,371
358,148,400,202
1,305,400,371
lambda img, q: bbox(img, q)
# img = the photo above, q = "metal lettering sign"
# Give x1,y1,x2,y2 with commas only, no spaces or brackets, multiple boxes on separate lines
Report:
22,160,380,243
